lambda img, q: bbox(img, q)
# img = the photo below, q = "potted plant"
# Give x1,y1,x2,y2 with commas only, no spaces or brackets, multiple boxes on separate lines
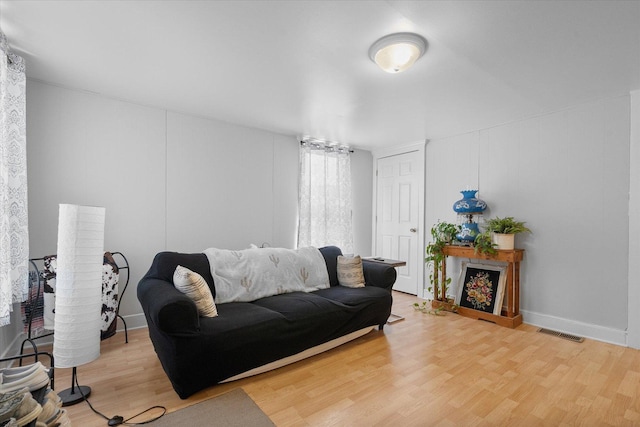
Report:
422,221,460,313
485,216,531,250
473,231,498,256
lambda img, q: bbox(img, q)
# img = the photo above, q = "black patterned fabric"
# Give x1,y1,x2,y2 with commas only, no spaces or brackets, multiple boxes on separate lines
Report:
137,246,396,399
101,252,120,340
22,252,122,340
21,269,45,336
42,255,57,330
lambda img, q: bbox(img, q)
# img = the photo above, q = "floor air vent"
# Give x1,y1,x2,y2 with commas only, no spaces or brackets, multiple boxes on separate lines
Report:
537,328,584,343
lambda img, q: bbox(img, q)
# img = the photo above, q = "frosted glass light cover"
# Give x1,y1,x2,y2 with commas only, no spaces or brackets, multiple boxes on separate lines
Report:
374,43,421,73
53,204,105,368
368,32,427,73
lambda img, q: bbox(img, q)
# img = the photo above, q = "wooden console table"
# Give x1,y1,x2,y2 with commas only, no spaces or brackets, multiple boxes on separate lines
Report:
441,245,524,328
362,257,406,268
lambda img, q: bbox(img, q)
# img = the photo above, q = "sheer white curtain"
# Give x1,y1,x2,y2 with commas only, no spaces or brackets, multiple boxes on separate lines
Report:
298,140,353,254
0,30,29,327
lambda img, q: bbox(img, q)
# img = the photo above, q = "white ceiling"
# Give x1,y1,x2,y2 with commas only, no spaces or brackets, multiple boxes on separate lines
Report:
1,1,639,150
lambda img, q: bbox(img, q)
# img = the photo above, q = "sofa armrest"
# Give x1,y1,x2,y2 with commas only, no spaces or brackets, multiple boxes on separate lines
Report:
362,260,397,292
137,277,201,336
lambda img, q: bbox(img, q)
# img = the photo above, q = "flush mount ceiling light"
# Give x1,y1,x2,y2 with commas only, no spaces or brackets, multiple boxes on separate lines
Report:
368,32,428,73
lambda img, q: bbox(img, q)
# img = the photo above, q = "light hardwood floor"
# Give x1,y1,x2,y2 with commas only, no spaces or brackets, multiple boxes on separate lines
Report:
39,291,640,426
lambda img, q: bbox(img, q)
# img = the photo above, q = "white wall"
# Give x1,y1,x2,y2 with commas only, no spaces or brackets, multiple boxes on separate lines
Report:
164,113,371,255
24,81,373,335
0,309,23,363
351,149,374,256
27,82,167,326
426,95,631,344
164,112,294,252
629,90,640,349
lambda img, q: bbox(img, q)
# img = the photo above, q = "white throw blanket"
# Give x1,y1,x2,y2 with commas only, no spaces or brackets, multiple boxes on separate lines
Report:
204,247,330,303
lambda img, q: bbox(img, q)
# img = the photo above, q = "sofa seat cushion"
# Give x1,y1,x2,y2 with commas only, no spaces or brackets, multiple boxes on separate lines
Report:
152,302,288,398
252,288,392,346
251,291,347,323
198,302,285,336
313,285,391,307
185,295,355,387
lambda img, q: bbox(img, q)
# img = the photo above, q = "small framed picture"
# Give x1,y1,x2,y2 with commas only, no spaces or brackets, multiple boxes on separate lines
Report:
457,263,507,315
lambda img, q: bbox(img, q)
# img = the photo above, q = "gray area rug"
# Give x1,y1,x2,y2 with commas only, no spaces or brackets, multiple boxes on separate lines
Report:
149,388,275,426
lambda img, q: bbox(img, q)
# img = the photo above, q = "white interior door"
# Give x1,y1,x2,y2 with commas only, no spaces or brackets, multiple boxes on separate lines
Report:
375,149,423,295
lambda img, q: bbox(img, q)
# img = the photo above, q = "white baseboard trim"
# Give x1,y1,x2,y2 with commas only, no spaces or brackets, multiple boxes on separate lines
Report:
119,313,147,331
521,309,627,347
1,314,148,365
1,332,28,362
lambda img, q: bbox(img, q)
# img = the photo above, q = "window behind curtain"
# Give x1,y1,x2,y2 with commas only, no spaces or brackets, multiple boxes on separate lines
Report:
297,141,353,254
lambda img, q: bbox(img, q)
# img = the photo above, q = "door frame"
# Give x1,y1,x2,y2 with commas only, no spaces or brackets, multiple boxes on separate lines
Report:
372,140,426,297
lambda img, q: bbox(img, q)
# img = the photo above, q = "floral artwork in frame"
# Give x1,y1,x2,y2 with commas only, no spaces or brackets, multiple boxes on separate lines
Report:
457,263,507,315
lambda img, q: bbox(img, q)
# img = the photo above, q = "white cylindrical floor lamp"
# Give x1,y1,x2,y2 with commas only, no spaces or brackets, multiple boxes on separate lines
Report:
54,204,105,406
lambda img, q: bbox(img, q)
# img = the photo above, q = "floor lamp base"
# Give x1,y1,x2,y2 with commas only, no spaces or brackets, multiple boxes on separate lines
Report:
58,385,91,407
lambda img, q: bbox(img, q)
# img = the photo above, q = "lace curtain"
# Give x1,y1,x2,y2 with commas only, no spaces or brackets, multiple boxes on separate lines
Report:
0,30,29,327
298,141,353,254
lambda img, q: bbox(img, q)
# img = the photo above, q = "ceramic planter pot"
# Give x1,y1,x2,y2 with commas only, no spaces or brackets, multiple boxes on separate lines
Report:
492,233,515,250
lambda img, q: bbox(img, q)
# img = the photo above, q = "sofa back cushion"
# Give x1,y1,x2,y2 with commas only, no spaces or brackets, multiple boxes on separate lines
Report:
318,246,343,287
143,247,344,300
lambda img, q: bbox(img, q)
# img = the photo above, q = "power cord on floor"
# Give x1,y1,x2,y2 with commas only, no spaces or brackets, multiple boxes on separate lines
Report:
74,372,167,425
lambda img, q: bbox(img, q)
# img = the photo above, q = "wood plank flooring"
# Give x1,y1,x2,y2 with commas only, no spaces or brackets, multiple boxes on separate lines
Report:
35,291,640,426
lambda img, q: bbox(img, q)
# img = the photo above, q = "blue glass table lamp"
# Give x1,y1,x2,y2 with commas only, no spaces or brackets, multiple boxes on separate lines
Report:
453,190,487,243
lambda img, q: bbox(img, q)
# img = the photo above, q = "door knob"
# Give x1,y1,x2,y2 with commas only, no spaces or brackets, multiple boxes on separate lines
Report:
410,228,417,233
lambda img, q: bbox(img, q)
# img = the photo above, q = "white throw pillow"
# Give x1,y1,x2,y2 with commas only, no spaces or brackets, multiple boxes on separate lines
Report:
173,265,218,317
337,255,365,288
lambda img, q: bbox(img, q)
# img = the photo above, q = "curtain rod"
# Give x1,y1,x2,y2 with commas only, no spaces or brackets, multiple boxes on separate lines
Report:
299,140,354,153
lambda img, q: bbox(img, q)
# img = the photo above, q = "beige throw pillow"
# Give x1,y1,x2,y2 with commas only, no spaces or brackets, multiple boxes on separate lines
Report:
337,255,365,288
173,265,218,317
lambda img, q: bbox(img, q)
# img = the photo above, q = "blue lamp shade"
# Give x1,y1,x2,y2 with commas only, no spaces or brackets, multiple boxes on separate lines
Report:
453,190,487,213
453,190,487,242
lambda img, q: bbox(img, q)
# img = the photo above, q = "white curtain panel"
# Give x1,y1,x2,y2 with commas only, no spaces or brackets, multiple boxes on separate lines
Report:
298,142,354,254
0,31,28,327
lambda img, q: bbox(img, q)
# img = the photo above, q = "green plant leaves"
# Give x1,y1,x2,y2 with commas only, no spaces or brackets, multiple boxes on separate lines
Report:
485,216,532,234
474,231,498,256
